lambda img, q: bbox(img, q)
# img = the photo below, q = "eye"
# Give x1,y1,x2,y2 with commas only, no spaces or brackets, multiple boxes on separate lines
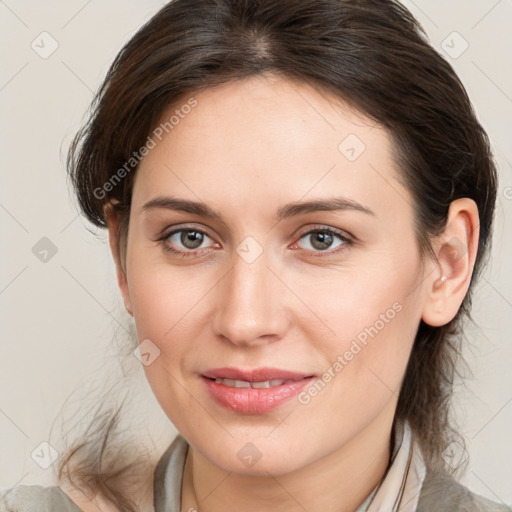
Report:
293,226,353,256
156,224,353,259
157,226,218,258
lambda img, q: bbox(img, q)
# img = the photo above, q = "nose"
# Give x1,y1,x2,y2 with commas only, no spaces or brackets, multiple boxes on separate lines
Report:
212,248,291,348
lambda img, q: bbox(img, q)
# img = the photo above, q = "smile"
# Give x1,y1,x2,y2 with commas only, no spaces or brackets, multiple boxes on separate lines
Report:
200,368,315,414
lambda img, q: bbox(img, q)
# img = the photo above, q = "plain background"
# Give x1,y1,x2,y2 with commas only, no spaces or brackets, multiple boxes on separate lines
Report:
1,0,511,505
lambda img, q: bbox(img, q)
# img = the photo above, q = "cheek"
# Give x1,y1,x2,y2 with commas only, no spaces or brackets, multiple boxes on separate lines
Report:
125,255,223,405
126,261,210,428
294,256,421,402
127,255,208,340
296,259,417,343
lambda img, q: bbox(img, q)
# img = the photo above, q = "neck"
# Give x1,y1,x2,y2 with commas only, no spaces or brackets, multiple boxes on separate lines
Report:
181,407,396,512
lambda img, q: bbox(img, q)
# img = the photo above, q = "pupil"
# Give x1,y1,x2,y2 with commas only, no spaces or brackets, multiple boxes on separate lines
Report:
181,230,203,249
311,231,332,250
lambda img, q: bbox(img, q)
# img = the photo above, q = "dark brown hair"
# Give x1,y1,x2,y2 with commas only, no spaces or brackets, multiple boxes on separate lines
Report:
60,0,498,510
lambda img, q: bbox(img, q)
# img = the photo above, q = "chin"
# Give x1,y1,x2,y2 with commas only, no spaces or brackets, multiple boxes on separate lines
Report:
193,435,311,476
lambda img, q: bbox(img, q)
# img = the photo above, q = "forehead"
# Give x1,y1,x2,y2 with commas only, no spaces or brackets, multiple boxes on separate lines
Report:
132,74,411,222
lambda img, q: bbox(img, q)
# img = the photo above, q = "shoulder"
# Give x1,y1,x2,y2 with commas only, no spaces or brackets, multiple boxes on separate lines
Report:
0,485,83,512
418,472,511,512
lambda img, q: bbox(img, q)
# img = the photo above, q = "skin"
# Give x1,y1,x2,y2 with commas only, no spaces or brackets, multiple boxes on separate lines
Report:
63,73,479,512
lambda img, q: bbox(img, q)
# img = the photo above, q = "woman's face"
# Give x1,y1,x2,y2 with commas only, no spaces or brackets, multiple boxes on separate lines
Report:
116,74,432,474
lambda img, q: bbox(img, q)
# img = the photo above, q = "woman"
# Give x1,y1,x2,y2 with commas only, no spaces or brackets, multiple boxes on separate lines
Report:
2,0,509,510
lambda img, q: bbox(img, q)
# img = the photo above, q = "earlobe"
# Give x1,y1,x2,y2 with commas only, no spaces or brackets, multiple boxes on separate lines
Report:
104,202,134,317
421,198,480,327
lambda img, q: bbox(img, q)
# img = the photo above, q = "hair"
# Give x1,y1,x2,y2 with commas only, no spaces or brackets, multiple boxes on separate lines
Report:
59,0,498,510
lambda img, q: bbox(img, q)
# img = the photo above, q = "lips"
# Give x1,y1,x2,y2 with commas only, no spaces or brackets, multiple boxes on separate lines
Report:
200,367,315,414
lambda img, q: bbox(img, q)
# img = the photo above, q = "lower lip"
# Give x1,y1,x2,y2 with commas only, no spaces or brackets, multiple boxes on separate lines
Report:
201,376,314,414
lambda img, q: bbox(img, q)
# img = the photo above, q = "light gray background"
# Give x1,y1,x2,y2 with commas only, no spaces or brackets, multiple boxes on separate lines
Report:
1,0,511,506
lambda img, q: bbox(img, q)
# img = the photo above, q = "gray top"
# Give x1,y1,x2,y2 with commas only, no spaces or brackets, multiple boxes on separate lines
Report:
1,429,510,511
0,485,83,512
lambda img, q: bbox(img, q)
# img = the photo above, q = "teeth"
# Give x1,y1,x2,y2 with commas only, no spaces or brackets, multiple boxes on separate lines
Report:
214,378,289,388
251,380,272,388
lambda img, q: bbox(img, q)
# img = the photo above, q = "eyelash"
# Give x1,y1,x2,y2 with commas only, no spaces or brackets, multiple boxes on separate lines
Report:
156,224,354,259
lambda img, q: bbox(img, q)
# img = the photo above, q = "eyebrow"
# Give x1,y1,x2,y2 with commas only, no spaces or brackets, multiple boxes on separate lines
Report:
141,195,375,222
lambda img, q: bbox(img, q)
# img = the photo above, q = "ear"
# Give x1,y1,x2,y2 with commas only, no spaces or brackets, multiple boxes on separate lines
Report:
104,202,133,317
421,198,480,327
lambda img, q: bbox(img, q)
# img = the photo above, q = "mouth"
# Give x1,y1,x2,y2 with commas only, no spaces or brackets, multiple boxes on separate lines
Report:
201,366,314,382
202,376,304,388
200,367,315,414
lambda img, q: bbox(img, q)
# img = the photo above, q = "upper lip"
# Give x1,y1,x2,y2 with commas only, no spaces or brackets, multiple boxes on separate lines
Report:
201,367,314,382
